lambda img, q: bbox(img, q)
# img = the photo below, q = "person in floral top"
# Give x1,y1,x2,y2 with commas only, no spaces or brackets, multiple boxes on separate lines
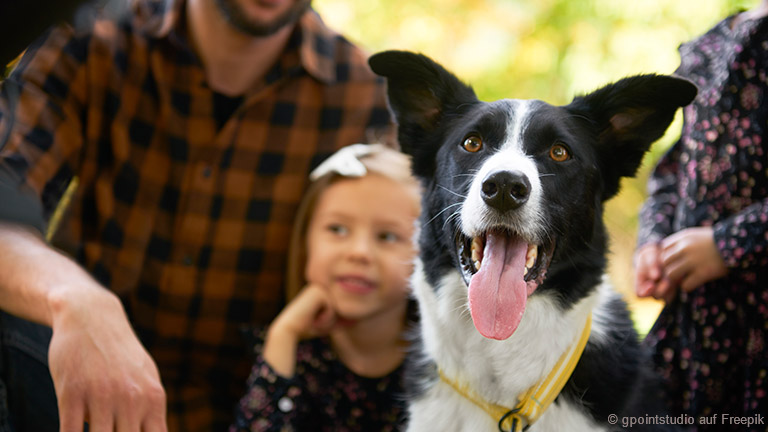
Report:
634,3,768,430
230,144,420,432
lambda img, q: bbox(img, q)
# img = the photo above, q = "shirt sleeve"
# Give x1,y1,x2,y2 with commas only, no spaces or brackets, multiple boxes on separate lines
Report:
0,24,88,235
712,198,768,271
230,354,309,432
230,330,316,432
636,140,683,249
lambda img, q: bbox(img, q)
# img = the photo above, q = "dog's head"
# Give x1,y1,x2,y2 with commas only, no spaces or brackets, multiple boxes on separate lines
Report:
369,51,696,340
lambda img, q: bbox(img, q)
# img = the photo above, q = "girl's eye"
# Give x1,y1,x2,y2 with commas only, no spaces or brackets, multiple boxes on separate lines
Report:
327,224,348,236
549,143,571,162
379,232,400,243
462,135,483,153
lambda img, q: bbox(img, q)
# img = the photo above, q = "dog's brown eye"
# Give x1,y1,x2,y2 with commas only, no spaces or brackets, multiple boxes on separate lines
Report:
549,143,570,162
462,135,483,153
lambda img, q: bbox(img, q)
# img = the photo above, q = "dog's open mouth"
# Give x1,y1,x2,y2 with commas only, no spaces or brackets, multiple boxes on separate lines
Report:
458,231,551,285
456,229,555,340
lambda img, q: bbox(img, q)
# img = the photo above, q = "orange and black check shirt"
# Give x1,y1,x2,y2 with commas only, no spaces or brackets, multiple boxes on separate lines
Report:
0,1,393,429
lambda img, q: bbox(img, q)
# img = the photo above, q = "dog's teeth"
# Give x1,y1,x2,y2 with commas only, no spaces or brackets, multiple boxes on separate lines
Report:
525,245,538,273
471,237,483,270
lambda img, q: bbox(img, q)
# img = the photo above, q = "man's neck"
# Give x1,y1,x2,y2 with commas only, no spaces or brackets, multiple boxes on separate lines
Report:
186,0,295,96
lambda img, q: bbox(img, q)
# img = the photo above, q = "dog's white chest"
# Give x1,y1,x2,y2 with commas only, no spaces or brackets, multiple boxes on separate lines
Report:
407,264,613,432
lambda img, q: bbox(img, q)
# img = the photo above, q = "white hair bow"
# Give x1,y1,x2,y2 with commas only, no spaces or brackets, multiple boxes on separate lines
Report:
309,143,375,181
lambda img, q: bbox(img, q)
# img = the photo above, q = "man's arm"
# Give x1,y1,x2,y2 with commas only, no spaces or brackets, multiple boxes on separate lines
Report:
0,223,167,432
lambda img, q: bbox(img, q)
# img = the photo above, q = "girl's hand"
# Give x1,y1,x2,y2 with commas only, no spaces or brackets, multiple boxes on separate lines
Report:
660,226,728,293
634,242,675,303
263,284,337,377
271,284,337,340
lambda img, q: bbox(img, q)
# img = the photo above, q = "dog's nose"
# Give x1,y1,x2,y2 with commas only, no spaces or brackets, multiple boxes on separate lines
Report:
481,170,530,211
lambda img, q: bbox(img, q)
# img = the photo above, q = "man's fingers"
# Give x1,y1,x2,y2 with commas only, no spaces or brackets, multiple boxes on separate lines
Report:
58,381,166,432
142,376,169,432
115,399,142,432
85,397,115,432
141,408,169,432
58,393,86,432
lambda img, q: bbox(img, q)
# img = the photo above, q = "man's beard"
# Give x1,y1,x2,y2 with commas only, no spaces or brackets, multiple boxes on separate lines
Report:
213,0,312,37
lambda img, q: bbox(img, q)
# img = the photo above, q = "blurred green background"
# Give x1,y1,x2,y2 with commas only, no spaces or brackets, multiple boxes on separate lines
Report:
313,0,758,334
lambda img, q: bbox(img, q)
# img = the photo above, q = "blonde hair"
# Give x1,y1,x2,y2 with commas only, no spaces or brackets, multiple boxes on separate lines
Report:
285,144,421,301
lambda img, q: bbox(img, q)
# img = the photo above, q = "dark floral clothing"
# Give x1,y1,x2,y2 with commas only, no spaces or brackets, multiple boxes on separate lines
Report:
638,14,768,431
230,330,408,432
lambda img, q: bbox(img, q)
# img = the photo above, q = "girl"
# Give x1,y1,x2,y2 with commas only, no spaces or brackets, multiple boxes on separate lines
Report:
231,144,421,432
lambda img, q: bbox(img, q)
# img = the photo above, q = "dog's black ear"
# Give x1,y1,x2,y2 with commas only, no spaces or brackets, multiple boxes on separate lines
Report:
369,51,478,174
567,74,697,199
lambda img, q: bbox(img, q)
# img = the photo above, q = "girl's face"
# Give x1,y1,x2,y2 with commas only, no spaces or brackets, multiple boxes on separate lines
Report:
305,174,419,322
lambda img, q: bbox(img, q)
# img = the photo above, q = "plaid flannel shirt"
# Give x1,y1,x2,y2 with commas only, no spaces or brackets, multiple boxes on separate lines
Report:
0,0,393,429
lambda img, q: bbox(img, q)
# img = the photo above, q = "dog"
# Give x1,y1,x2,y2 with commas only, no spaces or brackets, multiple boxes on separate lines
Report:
368,51,697,431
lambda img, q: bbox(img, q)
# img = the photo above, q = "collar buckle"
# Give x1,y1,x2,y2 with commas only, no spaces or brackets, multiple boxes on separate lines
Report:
498,407,530,432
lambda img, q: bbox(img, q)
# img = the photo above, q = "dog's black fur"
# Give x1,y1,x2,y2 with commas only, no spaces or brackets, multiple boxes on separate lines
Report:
370,50,696,431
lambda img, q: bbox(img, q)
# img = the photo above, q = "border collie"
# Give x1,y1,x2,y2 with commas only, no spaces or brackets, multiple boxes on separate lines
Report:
369,51,696,431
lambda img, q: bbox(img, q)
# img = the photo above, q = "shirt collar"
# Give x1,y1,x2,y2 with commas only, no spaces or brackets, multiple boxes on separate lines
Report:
296,10,338,84
132,0,339,84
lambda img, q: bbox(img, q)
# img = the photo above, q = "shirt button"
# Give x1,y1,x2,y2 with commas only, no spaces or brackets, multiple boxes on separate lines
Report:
278,396,294,412
201,166,212,178
182,255,194,266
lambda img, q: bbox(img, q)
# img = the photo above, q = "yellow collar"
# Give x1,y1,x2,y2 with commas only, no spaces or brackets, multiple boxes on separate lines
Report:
438,314,592,432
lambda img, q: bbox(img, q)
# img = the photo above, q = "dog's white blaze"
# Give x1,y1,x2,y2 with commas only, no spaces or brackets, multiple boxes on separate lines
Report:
459,100,545,241
505,99,534,152
408,259,611,431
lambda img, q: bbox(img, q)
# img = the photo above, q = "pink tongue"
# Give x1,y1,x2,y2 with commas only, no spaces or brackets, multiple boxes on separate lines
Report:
468,233,528,340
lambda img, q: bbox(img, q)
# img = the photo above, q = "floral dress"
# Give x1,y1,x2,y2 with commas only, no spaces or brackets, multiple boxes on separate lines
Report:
230,330,407,432
637,14,768,430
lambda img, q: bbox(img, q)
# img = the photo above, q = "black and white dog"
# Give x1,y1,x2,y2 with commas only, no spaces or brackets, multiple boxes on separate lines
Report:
369,51,696,431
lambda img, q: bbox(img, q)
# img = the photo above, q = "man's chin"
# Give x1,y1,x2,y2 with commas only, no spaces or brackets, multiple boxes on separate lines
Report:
214,0,311,37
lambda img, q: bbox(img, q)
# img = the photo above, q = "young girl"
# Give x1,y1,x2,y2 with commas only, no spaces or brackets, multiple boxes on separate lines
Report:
230,144,421,432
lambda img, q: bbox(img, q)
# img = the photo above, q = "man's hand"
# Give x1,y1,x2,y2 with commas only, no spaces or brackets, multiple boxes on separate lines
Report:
660,226,728,293
0,223,168,432
48,288,167,432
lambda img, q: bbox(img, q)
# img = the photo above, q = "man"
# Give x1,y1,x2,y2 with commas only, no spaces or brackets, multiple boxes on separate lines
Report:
0,0,393,430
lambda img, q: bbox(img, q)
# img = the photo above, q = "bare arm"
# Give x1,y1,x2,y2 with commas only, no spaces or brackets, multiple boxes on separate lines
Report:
0,223,98,324
0,223,167,432
263,284,337,377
